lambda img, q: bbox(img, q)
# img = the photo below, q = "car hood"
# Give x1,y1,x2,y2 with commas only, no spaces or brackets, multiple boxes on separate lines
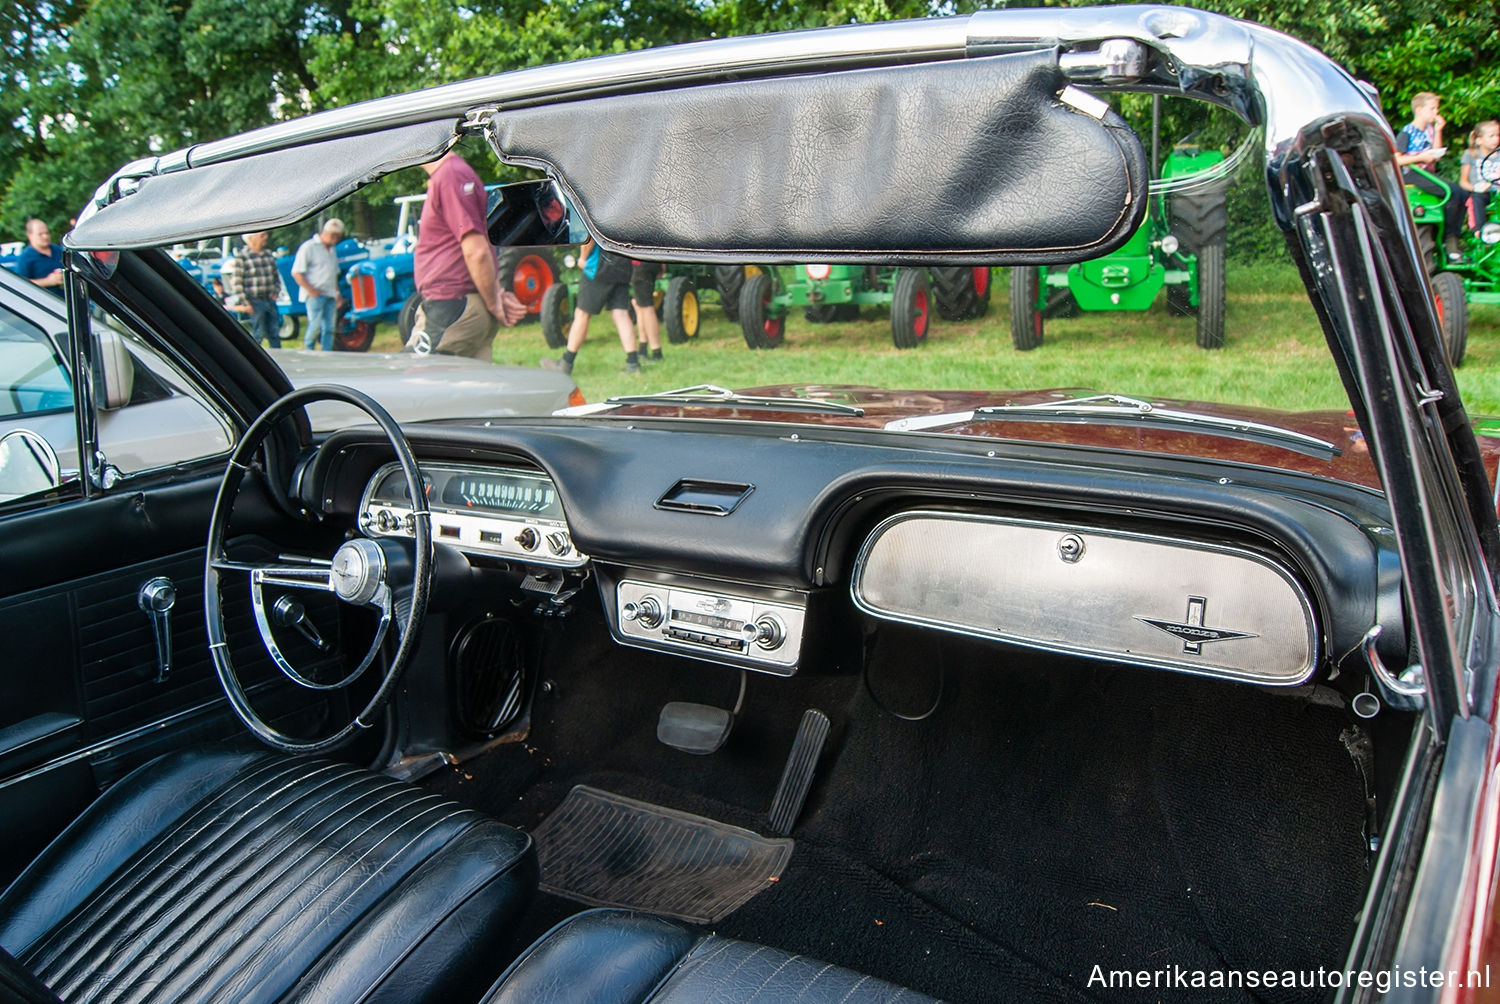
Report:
596,384,1500,494
276,351,578,432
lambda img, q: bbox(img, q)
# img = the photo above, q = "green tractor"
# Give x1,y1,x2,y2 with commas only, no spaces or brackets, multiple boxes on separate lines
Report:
1009,142,1228,351
736,265,990,350
1403,161,1500,367
540,261,759,348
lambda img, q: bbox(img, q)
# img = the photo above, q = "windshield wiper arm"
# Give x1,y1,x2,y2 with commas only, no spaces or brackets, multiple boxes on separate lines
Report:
886,394,1341,459
601,384,865,417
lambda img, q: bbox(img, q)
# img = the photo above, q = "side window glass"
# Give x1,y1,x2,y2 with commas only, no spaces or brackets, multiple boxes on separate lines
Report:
90,303,236,476
0,305,77,504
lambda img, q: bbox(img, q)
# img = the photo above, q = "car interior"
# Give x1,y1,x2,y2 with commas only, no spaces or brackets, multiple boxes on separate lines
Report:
0,9,1492,1004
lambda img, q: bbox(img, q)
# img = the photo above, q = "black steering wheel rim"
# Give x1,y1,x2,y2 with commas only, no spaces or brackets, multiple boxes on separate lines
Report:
205,384,432,754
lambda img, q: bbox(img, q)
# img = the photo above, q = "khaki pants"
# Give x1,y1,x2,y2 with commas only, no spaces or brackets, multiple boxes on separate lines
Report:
414,293,499,360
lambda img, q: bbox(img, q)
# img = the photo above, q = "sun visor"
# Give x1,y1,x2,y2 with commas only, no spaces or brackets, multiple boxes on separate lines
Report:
68,119,458,250
490,50,1148,264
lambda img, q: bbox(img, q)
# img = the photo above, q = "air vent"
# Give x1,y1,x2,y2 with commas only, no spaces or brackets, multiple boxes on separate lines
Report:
655,479,754,516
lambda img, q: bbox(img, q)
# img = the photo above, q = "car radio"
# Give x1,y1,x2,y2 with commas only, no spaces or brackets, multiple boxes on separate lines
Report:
614,579,806,674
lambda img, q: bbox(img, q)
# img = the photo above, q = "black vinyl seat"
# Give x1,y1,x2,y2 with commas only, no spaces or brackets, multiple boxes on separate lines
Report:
0,747,537,1004
482,908,936,1003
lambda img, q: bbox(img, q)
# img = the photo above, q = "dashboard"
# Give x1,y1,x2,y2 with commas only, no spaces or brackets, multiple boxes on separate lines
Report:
327,419,1405,689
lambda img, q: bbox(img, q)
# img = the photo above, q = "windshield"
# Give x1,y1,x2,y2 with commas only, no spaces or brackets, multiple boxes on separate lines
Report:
135,60,1495,493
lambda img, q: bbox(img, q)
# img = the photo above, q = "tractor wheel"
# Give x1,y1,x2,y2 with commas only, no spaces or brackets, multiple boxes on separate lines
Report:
397,292,421,343
890,268,931,349
1416,225,1440,277
540,283,571,349
738,272,784,350
1170,185,1229,256
279,313,301,346
663,275,700,344
1194,241,1227,349
1009,267,1044,351
332,307,375,352
1167,283,1193,317
803,303,859,323
715,265,748,322
930,266,991,320
497,248,558,321
1432,271,1468,367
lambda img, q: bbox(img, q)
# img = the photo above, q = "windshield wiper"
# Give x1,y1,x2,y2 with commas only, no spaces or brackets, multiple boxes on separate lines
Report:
598,384,866,417
885,394,1341,459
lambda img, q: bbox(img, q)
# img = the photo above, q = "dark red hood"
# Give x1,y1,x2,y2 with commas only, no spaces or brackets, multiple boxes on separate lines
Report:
600,385,1496,493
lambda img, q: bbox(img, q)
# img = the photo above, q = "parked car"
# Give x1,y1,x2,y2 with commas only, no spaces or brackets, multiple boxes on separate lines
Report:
3,8,1499,1004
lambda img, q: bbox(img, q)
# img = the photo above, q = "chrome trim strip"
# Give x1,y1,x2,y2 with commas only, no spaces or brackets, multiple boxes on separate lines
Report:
0,683,280,792
850,509,1320,686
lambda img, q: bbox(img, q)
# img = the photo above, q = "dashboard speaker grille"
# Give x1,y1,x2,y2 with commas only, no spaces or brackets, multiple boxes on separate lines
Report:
451,616,525,736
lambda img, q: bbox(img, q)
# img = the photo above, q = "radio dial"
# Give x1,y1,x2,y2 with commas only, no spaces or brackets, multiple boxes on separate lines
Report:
623,595,663,629
754,614,786,650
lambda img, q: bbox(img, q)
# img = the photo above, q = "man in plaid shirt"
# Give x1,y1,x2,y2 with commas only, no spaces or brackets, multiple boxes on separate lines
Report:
229,231,284,348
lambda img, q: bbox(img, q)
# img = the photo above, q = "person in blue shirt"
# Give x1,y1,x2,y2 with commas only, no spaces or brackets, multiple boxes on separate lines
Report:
1396,92,1465,256
15,219,65,289
542,239,645,375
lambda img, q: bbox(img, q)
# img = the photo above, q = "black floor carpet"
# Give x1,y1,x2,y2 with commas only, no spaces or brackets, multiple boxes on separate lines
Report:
425,611,1374,1003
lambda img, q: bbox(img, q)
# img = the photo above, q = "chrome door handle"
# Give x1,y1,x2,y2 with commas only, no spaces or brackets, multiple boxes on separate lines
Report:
138,577,176,683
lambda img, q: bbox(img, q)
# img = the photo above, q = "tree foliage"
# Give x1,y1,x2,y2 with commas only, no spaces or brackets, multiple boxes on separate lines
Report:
3,0,1497,248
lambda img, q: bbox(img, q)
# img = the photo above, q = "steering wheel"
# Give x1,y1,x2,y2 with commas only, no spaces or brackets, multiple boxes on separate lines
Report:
204,385,432,754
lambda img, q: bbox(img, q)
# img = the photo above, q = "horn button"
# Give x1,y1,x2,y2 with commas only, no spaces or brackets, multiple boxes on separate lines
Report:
331,538,386,606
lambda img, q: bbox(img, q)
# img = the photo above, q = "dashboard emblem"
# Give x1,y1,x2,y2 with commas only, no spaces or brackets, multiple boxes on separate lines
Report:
1135,596,1256,654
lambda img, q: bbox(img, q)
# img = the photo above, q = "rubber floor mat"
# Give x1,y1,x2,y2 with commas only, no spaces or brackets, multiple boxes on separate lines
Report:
532,785,793,923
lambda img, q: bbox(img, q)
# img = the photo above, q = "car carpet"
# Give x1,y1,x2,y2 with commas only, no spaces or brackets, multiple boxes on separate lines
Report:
424,611,1372,1003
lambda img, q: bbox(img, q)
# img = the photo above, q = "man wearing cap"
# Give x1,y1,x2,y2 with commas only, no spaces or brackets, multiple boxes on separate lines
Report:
291,218,345,351
408,152,525,358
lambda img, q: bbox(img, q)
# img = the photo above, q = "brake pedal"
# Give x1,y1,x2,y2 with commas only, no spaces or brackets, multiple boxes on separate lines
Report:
657,670,746,755
768,709,830,836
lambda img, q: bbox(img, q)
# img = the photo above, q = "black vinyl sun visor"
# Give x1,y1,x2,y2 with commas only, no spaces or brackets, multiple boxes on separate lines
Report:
490,49,1148,264
67,119,457,250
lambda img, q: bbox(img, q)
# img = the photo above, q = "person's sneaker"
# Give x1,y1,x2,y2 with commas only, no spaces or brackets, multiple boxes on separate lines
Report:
624,360,642,374
540,356,573,374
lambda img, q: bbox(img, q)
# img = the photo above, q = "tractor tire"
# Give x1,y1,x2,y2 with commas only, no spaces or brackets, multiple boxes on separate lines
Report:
1432,270,1468,367
930,266,991,320
1416,225,1440,277
663,276,700,344
804,303,861,323
332,307,375,352
1170,185,1229,254
397,292,421,343
540,283,571,349
1167,283,1193,317
715,265,748,322
1009,267,1044,351
278,313,301,346
890,268,931,349
497,248,558,321
1194,241,1227,349
738,272,784,350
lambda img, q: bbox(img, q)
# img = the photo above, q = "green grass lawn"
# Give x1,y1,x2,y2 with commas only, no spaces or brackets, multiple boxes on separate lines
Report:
367,261,1500,417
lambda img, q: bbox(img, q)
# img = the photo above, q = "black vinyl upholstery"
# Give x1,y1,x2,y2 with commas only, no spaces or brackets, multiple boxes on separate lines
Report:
0,747,537,1003
482,908,935,1003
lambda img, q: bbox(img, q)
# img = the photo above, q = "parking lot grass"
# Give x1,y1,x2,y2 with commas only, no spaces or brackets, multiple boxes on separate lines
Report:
369,261,1500,417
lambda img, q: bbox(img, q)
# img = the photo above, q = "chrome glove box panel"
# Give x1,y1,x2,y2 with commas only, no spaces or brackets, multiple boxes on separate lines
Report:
851,511,1318,685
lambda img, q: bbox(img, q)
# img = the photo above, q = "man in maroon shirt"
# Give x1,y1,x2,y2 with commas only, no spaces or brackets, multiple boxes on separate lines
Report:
409,152,525,357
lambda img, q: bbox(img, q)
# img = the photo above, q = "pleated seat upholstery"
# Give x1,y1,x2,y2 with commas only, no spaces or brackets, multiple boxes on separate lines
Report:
0,747,536,1004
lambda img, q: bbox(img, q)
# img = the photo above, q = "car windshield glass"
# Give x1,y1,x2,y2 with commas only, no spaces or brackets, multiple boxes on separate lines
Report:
176,81,1487,492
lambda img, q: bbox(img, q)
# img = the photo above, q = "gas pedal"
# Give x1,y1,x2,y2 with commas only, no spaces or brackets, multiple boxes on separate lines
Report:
768,709,830,837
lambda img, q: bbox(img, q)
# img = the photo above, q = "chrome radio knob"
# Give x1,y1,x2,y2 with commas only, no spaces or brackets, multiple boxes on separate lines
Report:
623,595,663,629
516,527,539,551
754,614,786,650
